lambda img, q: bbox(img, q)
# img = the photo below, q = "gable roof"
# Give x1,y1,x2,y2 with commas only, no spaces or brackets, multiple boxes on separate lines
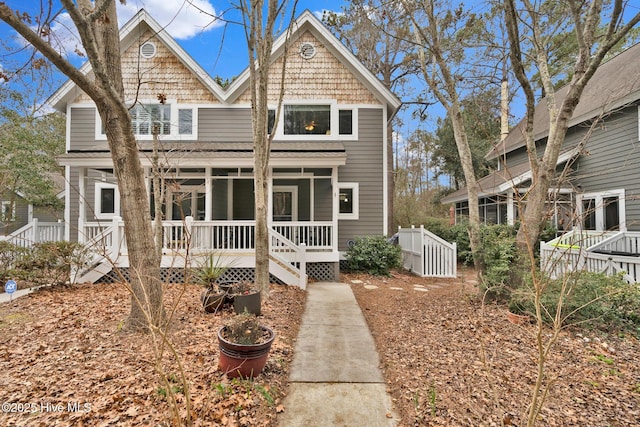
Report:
224,10,401,115
48,9,401,116
48,9,226,111
441,146,580,204
487,42,640,160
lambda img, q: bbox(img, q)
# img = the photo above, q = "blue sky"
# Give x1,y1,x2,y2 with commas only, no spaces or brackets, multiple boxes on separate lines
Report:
0,1,348,82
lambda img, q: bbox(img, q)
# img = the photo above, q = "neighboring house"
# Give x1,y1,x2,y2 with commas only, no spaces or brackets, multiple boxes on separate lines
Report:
441,42,640,235
49,10,400,286
0,174,65,243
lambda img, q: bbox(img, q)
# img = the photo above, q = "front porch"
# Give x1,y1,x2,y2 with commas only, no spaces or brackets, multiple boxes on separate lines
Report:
76,216,339,287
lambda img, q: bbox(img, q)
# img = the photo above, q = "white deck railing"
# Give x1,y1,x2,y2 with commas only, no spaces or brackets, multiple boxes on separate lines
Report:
1,219,65,248
397,225,457,278
540,230,640,283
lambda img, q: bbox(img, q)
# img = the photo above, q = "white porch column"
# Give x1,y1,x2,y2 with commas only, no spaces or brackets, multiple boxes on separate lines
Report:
267,167,273,227
205,167,212,221
507,191,515,225
332,166,339,252
78,167,86,241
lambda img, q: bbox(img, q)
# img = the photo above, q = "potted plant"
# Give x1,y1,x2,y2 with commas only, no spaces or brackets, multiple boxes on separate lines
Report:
232,281,261,315
217,311,276,378
195,253,229,313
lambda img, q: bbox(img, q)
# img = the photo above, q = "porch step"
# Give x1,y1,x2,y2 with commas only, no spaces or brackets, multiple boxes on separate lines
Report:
269,256,307,289
75,260,113,284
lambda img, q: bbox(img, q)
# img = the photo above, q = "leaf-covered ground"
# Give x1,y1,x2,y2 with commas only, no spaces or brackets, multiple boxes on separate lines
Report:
2,271,639,426
0,281,305,426
346,269,640,426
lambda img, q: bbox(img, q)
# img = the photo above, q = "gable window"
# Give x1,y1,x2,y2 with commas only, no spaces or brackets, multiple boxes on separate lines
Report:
284,104,331,135
338,183,359,220
577,189,625,232
131,104,171,135
95,183,120,219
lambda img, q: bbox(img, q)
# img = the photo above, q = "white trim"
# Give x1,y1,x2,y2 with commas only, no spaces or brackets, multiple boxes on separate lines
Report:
337,182,359,220
139,41,157,59
576,188,626,232
637,105,640,141
272,185,298,222
94,182,120,220
382,104,388,234
1,201,16,222
64,166,71,241
94,100,199,141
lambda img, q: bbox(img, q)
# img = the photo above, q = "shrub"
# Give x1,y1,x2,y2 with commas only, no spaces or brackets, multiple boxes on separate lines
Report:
510,272,640,334
345,236,401,276
0,241,29,284
478,224,519,298
14,241,89,287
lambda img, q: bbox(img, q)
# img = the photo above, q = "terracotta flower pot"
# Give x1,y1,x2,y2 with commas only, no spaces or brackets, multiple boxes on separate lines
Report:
217,325,275,378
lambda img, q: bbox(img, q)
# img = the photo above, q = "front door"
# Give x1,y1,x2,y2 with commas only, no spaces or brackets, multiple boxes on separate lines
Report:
170,187,205,220
272,186,298,222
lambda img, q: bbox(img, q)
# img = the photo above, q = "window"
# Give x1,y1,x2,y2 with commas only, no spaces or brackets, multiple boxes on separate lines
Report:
577,190,625,231
96,102,197,140
268,110,276,134
339,109,353,135
131,104,171,135
284,104,331,135
95,183,119,219
178,109,192,135
1,201,15,222
338,183,359,220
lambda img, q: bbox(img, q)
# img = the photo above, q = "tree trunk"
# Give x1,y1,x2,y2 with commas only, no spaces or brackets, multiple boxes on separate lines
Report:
89,2,164,330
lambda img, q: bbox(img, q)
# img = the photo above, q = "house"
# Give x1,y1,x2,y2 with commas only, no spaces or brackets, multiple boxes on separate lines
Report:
441,42,640,282
48,10,400,286
0,174,65,246
441,42,640,234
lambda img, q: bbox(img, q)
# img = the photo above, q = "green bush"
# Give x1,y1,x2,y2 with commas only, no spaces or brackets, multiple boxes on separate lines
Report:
510,272,640,334
13,241,89,287
345,236,401,276
427,220,472,264
478,224,520,298
0,241,30,287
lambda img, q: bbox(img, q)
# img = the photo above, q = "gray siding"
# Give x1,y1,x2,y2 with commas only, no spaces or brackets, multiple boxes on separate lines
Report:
68,167,80,242
69,107,109,151
572,105,640,229
338,108,385,250
199,108,253,142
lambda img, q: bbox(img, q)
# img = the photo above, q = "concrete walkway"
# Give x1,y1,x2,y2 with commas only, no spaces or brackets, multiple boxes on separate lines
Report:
0,287,36,304
278,282,397,426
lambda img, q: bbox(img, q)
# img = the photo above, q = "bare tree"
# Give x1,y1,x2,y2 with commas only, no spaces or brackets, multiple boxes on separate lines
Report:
0,1,164,329
401,0,491,270
237,0,297,296
503,0,640,252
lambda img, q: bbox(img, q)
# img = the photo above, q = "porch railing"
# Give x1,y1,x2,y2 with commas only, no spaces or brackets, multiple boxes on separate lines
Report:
1,219,65,248
540,230,640,283
397,225,457,278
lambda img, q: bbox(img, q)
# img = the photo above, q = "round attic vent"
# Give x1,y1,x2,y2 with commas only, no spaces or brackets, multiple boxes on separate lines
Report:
299,42,316,59
140,41,157,59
